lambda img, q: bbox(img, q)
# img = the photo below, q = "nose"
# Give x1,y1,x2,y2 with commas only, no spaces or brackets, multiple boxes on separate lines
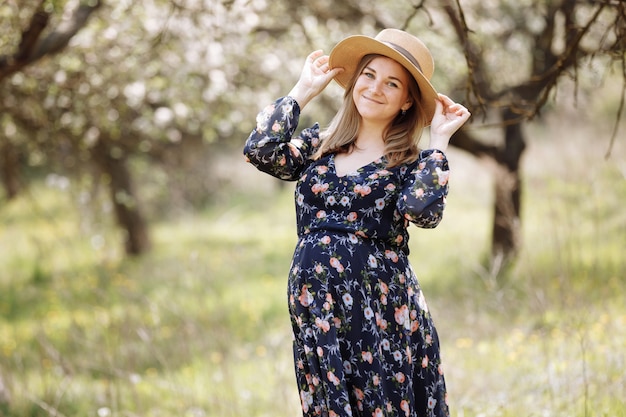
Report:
369,80,383,95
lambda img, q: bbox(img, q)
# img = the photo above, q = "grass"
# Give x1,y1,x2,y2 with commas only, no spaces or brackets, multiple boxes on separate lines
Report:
0,114,625,417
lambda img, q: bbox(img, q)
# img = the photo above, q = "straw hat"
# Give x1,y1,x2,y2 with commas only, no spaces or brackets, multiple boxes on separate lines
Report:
329,28,438,125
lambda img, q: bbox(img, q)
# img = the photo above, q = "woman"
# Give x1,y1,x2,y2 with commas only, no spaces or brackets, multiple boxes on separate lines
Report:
244,29,470,417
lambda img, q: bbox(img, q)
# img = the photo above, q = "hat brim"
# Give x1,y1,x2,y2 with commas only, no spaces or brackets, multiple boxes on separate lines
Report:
329,35,438,126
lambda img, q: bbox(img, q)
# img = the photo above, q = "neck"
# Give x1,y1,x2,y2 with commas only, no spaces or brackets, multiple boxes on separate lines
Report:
354,123,386,153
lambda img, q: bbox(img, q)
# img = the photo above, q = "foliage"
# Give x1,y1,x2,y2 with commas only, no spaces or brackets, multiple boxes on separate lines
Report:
0,113,624,416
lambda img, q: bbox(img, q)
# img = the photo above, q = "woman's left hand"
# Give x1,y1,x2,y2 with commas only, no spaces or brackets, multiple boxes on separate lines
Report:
428,94,471,151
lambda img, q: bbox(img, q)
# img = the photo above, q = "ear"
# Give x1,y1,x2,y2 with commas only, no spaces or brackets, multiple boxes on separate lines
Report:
401,100,413,112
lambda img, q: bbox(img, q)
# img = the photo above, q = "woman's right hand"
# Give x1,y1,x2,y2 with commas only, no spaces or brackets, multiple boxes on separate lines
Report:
288,50,344,109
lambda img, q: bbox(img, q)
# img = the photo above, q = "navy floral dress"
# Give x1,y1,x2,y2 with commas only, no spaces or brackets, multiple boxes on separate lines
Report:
244,97,450,417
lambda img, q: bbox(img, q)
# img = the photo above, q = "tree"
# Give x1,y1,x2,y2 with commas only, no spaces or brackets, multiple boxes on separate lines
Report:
437,0,625,264
0,0,101,198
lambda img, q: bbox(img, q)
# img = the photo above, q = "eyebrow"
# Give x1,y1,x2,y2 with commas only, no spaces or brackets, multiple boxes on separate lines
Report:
364,66,405,85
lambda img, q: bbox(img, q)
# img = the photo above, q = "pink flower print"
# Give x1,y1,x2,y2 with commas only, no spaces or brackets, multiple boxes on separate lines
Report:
436,166,450,185
339,196,350,206
354,387,365,401
300,391,313,413
315,317,330,333
346,212,358,222
364,307,374,320
329,257,344,273
415,188,425,198
380,294,388,306
361,351,373,364
376,313,388,329
394,305,410,328
385,183,396,191
314,263,324,274
311,182,329,194
431,151,444,160
326,371,340,386
348,233,358,244
320,235,331,245
400,400,410,416
425,333,433,345
392,350,403,362
271,121,281,132
298,285,313,307
316,165,328,175
394,234,404,245
375,198,385,210
395,372,406,383
279,155,286,166
373,408,383,417
368,255,378,268
317,346,324,357
422,355,429,368
353,184,371,196
326,195,337,205
379,281,389,294
316,210,326,219
385,250,399,263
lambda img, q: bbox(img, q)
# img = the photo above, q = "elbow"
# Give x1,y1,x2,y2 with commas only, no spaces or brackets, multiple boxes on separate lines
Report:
401,196,446,229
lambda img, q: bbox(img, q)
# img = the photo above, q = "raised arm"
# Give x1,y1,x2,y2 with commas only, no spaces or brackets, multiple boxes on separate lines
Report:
243,51,343,181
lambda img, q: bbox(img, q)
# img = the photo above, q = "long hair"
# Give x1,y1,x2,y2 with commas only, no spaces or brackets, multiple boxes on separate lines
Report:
314,54,428,167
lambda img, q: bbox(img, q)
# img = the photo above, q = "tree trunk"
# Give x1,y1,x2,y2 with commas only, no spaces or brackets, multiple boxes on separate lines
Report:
92,139,150,256
0,140,21,200
491,108,526,261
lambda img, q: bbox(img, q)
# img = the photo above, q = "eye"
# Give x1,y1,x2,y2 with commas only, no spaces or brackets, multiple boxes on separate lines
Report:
362,70,375,79
387,81,399,88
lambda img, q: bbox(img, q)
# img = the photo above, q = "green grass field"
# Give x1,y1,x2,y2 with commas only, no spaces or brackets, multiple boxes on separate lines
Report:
1,115,625,417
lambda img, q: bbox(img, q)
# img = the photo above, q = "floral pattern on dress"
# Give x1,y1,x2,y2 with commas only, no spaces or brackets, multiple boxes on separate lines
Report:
244,96,450,417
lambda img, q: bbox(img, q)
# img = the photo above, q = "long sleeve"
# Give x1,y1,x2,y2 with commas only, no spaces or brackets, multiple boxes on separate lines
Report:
243,96,321,181
397,149,450,229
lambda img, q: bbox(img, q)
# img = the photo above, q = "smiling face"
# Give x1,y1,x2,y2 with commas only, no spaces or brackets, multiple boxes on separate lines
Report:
351,56,413,128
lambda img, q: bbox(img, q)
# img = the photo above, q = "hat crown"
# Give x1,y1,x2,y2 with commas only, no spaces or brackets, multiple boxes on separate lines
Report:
374,29,434,80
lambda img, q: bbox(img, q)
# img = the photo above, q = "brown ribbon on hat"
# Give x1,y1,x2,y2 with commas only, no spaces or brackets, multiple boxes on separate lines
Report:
382,41,423,73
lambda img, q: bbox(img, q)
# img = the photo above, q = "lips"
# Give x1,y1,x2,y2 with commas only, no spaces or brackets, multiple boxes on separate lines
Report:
362,95,384,104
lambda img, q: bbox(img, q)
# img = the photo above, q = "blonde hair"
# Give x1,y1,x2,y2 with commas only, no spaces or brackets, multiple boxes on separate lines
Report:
314,54,428,168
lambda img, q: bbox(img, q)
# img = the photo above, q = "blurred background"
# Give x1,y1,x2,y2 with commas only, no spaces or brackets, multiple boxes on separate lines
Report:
1,1,624,416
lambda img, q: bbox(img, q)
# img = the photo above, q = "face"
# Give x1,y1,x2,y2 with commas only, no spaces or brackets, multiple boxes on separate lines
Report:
351,56,413,127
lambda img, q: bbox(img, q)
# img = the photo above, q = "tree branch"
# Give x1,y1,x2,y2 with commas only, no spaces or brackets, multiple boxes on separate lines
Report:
0,0,102,81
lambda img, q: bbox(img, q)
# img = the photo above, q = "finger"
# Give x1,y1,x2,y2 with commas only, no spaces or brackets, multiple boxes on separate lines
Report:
434,97,444,114
437,93,455,107
307,50,324,62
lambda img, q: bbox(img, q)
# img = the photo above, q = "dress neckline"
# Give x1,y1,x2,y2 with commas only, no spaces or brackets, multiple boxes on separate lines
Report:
330,153,386,178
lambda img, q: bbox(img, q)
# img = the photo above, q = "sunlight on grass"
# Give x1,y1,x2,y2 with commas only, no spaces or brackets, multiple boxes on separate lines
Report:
0,115,625,417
